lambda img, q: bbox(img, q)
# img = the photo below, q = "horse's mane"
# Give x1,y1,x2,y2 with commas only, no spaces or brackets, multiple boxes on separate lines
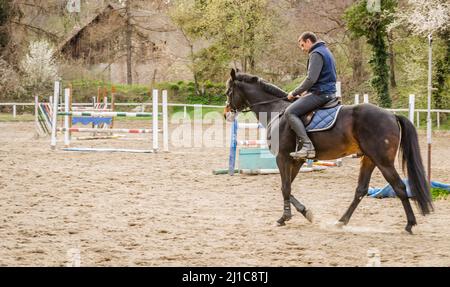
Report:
235,72,288,98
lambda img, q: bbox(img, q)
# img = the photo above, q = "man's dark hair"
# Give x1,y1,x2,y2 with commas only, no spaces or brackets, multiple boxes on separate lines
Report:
298,32,318,43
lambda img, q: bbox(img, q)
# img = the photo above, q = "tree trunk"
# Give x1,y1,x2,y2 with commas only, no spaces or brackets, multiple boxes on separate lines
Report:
125,0,132,85
179,27,200,96
190,43,200,96
351,37,364,85
388,31,396,88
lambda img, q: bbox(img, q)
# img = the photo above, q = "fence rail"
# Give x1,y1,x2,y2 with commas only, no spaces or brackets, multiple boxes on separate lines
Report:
1,102,449,128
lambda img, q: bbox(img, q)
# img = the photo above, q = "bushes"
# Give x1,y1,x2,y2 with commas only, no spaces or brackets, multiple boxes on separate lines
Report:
68,80,149,103
63,79,227,105
155,80,226,105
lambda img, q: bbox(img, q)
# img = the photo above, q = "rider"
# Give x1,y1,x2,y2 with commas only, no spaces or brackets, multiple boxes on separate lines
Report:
286,32,337,159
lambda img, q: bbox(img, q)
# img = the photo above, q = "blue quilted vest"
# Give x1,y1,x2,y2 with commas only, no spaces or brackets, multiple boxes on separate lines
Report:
308,42,337,95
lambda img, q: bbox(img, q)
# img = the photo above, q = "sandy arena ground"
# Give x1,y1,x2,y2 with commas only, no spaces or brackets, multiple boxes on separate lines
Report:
0,120,449,266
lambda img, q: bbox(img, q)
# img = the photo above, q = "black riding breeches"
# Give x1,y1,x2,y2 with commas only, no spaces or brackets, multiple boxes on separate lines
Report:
285,92,334,117
285,93,335,141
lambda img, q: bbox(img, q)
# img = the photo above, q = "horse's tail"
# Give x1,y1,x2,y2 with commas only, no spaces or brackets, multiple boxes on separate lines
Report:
396,115,433,215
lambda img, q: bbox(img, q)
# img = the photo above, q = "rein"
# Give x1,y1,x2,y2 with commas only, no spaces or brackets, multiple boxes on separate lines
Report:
239,96,289,113
229,78,289,113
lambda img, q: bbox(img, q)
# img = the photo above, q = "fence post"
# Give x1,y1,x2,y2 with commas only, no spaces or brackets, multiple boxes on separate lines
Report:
336,81,341,98
416,111,420,128
183,105,187,119
408,94,415,124
13,104,16,118
437,112,440,129
354,94,359,105
363,94,369,103
193,104,202,148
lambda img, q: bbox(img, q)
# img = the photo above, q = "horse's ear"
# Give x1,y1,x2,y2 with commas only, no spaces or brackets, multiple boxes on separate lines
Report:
230,68,236,81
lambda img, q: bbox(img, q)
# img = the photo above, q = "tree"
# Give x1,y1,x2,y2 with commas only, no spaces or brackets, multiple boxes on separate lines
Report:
434,30,449,114
170,0,279,79
109,0,176,84
344,0,397,107
21,40,59,93
0,0,11,52
395,0,449,116
125,0,133,84
396,0,449,35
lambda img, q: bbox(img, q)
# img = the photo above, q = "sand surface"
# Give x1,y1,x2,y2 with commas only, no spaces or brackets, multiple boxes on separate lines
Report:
0,121,449,266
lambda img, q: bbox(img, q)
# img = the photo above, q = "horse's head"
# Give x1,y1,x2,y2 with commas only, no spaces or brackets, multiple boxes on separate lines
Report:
224,68,258,121
223,68,289,121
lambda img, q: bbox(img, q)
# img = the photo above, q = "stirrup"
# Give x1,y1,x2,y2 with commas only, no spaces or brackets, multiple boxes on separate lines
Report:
290,142,316,159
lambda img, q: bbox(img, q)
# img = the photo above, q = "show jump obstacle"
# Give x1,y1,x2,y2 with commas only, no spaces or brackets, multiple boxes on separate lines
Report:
49,81,169,153
36,85,116,139
213,118,331,175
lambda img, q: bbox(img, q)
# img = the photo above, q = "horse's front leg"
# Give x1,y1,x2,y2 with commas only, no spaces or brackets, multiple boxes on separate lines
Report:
276,154,294,226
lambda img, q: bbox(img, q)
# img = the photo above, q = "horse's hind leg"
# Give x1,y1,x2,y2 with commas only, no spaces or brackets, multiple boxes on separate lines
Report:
289,159,314,222
337,156,375,226
377,164,417,234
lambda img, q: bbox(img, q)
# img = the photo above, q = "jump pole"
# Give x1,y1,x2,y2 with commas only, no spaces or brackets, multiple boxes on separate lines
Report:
152,89,159,151
335,81,343,167
111,85,116,129
58,127,156,133
162,90,169,152
63,147,154,153
228,119,238,175
58,111,158,117
50,81,60,150
64,88,70,147
426,33,432,184
34,95,41,138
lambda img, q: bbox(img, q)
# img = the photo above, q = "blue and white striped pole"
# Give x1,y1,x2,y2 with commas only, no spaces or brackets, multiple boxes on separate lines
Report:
228,118,238,175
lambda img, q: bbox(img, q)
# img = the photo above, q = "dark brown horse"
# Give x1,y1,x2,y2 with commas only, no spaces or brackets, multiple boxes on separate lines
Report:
224,69,433,233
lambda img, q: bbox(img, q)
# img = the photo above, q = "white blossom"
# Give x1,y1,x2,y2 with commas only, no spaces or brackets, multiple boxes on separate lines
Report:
21,40,59,87
396,0,450,35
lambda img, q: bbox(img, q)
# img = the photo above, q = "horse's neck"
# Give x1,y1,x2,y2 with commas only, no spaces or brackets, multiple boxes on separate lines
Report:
251,98,289,128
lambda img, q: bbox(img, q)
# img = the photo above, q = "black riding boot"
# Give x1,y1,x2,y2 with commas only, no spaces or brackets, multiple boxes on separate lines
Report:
286,114,316,159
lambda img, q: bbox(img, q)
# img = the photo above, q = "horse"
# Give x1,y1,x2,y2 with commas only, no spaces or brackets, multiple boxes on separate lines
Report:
224,68,433,234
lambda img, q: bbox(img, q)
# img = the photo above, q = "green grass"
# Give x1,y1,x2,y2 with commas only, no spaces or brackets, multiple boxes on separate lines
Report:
0,113,34,122
431,187,449,200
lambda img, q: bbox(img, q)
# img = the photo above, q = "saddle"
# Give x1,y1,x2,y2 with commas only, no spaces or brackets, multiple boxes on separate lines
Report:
301,97,341,127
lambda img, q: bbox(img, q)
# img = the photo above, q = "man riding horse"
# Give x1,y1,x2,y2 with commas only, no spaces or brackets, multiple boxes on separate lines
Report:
224,30,433,233
286,32,337,159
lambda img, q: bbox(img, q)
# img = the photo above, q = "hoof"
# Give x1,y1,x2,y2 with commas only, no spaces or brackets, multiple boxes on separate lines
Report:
276,220,286,227
335,221,345,228
404,226,414,235
304,210,314,223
